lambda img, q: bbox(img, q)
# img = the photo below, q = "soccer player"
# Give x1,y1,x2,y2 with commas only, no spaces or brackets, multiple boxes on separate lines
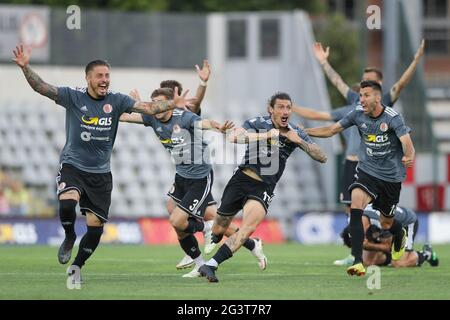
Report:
296,42,424,267
306,80,415,276
340,205,439,268
12,44,194,284
120,88,265,277
198,92,327,282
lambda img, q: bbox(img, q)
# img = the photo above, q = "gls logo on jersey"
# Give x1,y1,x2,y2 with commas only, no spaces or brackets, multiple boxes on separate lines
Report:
81,116,112,126
365,134,388,143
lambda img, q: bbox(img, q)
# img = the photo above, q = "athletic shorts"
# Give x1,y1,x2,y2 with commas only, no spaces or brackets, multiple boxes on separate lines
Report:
340,160,358,204
56,163,112,223
217,169,275,216
167,171,215,218
349,168,401,217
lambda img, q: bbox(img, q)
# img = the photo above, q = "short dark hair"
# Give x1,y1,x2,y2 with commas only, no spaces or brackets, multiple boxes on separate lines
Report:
268,92,292,108
160,80,183,94
151,88,174,100
85,60,110,75
360,80,382,93
363,67,383,81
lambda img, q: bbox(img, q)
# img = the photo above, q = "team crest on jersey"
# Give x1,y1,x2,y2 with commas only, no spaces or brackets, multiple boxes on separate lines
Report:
380,122,388,132
103,104,113,114
58,182,66,190
173,124,181,133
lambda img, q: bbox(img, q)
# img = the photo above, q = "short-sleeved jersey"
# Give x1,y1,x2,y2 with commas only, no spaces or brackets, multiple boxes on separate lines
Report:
338,105,411,183
239,115,313,187
364,204,417,228
142,109,211,179
56,87,135,173
330,91,394,158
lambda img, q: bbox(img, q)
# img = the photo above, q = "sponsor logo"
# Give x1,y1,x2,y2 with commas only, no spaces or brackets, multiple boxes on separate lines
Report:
81,115,112,126
80,131,110,142
270,139,286,148
58,182,66,190
367,147,373,156
103,104,113,114
380,122,388,132
365,134,388,143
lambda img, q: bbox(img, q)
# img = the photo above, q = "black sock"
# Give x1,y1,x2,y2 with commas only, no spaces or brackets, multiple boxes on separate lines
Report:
212,244,233,265
183,217,204,234
416,251,426,266
179,234,201,259
389,219,404,251
73,226,103,268
243,238,255,251
212,233,223,244
59,199,77,239
349,208,364,264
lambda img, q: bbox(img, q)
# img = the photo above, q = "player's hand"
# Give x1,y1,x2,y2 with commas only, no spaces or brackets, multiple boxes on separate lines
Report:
174,87,195,110
414,39,425,60
219,120,235,133
12,44,31,68
313,42,329,65
196,59,211,83
129,89,142,102
402,156,414,168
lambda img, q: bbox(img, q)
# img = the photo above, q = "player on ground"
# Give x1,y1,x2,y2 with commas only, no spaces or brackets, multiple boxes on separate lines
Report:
198,92,327,282
12,44,194,284
340,204,439,268
306,80,415,276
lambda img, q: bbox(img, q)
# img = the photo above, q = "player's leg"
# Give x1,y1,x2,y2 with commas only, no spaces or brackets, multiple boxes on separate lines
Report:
363,250,387,266
58,189,80,264
347,187,373,276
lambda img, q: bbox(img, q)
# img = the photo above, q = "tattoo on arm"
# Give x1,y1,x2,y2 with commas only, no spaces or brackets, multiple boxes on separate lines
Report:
22,65,58,101
300,142,327,163
131,100,174,115
322,61,350,98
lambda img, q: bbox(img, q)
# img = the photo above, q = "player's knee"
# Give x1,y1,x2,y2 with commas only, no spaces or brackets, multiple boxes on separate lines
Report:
240,225,257,237
169,213,184,230
59,199,77,214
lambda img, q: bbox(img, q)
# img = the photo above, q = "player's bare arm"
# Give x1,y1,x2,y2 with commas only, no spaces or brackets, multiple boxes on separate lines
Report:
119,113,144,124
130,87,193,115
190,59,211,114
292,105,332,121
306,121,344,138
313,42,350,98
399,133,415,168
281,130,327,163
198,119,235,133
228,127,279,144
13,45,58,101
390,39,425,103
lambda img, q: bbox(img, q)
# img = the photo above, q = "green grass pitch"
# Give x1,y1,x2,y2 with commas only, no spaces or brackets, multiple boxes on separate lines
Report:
0,243,448,300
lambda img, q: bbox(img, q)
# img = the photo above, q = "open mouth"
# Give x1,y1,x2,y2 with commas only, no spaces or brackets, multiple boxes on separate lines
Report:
98,84,108,94
280,116,288,126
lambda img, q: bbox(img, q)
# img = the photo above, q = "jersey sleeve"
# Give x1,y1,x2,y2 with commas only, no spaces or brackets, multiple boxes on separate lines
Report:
391,114,411,138
182,111,202,129
331,105,354,122
116,92,136,114
242,117,260,130
338,108,358,129
346,89,360,105
142,114,155,128
295,127,313,144
55,87,76,109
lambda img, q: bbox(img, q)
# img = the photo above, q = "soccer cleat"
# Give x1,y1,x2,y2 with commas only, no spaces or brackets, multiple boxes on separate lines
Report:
333,254,355,266
199,264,219,283
58,236,76,264
391,228,407,261
251,238,267,270
67,266,83,285
346,262,366,276
176,254,195,270
203,220,217,255
182,267,201,278
423,243,439,267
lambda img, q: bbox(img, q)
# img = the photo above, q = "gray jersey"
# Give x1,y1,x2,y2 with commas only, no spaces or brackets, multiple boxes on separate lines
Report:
56,87,135,173
142,109,211,179
364,204,417,228
332,91,395,158
339,105,411,183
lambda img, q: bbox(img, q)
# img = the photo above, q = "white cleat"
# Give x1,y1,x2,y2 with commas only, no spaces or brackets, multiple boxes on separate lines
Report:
182,267,201,278
251,238,267,270
333,254,355,266
203,220,217,255
176,254,195,270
